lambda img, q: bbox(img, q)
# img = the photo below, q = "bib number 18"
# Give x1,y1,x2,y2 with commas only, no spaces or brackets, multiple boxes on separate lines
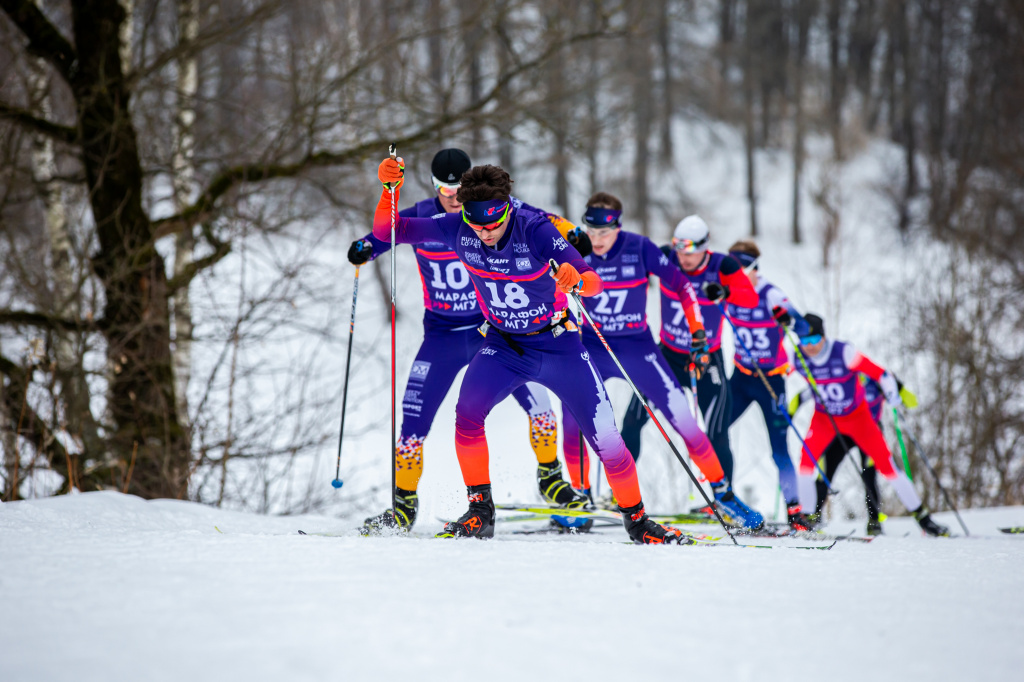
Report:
484,281,530,309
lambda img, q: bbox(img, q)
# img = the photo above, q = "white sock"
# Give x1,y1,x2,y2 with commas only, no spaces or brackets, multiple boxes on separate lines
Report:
798,473,818,512
888,472,922,512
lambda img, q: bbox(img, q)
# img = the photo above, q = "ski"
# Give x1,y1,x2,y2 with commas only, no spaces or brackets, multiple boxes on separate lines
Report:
494,503,621,521
999,527,1024,534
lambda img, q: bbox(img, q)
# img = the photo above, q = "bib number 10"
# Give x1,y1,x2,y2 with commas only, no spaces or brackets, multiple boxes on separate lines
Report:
427,261,470,290
484,281,530,309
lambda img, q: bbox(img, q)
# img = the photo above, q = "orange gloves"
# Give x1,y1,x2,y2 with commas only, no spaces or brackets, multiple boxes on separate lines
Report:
378,157,405,190
554,263,582,293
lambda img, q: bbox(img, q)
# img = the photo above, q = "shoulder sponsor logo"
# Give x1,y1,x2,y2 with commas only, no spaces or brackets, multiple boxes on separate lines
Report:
516,257,532,271
491,267,511,274
753,309,763,319
464,252,484,266
552,237,568,251
622,265,636,278
514,242,530,254
481,347,497,355
461,235,481,247
833,367,844,377
511,197,524,209
597,266,617,275
659,254,670,267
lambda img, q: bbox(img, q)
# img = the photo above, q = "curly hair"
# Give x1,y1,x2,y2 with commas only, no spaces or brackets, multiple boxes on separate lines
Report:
457,165,514,203
586,192,623,211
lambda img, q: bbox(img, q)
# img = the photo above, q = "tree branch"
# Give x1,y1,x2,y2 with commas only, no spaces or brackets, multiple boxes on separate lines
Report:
151,25,612,240
0,309,97,333
0,101,78,144
0,0,78,84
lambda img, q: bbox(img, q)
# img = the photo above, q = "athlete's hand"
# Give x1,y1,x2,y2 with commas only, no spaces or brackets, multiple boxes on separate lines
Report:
899,386,919,409
378,156,405,190
566,227,593,258
702,281,729,303
553,262,583,293
772,305,793,327
348,239,373,265
689,329,710,379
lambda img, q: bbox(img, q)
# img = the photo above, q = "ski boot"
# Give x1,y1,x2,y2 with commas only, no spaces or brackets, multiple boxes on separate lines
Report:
912,506,950,537
360,488,418,536
551,487,594,532
436,485,495,539
537,460,590,508
866,515,883,536
620,502,695,545
787,503,817,532
711,483,765,531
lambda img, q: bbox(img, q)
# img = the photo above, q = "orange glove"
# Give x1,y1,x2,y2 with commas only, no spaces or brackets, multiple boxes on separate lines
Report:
554,262,582,293
378,157,405,190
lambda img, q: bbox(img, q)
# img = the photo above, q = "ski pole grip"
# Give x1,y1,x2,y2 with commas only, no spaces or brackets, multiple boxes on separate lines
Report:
389,143,397,159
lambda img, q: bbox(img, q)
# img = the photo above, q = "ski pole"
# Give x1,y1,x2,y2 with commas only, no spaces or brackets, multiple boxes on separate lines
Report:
332,264,362,488
388,143,398,513
718,304,836,492
900,420,970,536
687,366,706,431
783,325,883,517
891,408,913,480
551,259,738,545
576,318,590,502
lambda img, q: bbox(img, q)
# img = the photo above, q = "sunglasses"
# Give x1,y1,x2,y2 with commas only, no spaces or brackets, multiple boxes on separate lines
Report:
462,202,510,231
433,178,460,199
798,334,823,346
585,225,619,236
672,236,709,253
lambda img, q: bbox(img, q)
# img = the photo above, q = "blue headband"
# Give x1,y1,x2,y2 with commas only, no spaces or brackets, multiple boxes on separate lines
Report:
582,207,622,228
462,199,510,224
730,252,758,269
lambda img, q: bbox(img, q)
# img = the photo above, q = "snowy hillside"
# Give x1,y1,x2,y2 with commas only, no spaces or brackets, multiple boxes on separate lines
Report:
1,492,1022,681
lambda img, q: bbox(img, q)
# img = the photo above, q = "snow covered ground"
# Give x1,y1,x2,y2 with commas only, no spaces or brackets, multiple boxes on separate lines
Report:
2,492,1022,681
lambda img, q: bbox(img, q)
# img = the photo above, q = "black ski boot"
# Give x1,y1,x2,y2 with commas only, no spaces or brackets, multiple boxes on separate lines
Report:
537,460,589,508
620,502,695,545
436,485,495,539
360,488,419,536
787,504,817,532
866,516,883,536
913,506,950,537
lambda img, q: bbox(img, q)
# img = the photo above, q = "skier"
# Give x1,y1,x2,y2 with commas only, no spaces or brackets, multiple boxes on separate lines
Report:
562,194,763,530
372,155,691,544
784,313,949,536
796,373,919,535
722,240,815,530
621,215,758,489
351,148,592,533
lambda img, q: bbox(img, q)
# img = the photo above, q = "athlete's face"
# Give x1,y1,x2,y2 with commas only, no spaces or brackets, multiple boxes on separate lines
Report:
471,217,509,246
746,266,759,287
677,249,707,272
799,337,827,357
438,189,462,213
587,227,620,256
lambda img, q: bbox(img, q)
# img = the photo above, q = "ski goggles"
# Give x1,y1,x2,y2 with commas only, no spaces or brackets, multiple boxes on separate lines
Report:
672,235,710,253
431,175,460,198
462,200,510,230
582,207,622,231
798,334,823,346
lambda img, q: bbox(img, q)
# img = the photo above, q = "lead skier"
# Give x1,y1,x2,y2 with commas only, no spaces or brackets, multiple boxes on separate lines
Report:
372,155,691,544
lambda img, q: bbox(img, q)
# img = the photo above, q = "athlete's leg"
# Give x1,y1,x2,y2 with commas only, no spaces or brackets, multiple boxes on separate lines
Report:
814,436,849,516
509,382,558,465
395,325,478,491
797,411,835,511
862,451,881,519
453,336,530,488
620,393,649,462
747,373,799,505
845,404,922,511
534,333,643,508
697,349,735,483
727,369,757,427
560,408,590,490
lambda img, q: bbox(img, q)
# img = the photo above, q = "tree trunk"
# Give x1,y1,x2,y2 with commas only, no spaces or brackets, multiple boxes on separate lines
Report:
658,0,674,161
629,3,653,236
791,0,814,244
71,0,188,499
173,0,200,449
827,0,845,160
742,0,759,236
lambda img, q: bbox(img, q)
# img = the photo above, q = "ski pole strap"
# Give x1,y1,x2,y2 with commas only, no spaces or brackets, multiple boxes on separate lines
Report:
478,315,574,356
